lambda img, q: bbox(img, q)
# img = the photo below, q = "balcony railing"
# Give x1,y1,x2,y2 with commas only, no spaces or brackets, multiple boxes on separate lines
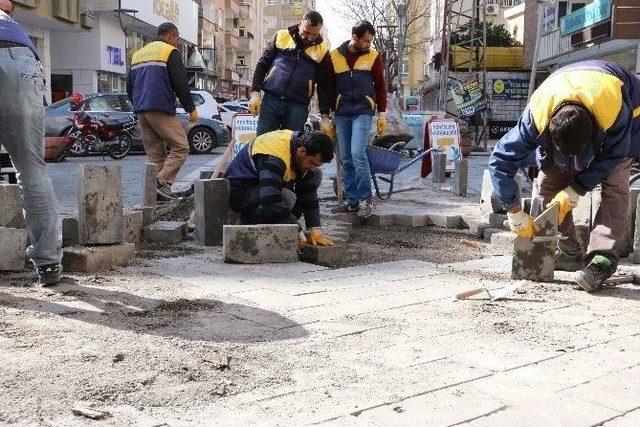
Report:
537,28,573,63
225,32,239,49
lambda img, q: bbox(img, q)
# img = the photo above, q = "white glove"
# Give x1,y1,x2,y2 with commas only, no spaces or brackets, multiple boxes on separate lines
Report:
507,209,538,239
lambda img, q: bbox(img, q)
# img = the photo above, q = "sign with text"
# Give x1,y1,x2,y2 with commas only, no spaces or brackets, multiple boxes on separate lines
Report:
427,119,461,171
560,0,611,36
489,120,517,139
449,75,489,118
231,114,258,158
491,78,529,100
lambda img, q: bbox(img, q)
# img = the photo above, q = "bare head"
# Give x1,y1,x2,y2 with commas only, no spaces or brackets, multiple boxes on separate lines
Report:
157,22,180,47
548,104,594,156
0,0,14,16
298,11,323,44
350,20,375,53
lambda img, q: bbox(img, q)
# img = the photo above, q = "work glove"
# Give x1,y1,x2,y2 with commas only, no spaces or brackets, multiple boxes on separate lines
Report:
507,209,539,239
298,231,307,251
188,110,199,123
376,112,387,134
319,115,335,140
548,186,580,224
248,91,261,116
308,228,334,246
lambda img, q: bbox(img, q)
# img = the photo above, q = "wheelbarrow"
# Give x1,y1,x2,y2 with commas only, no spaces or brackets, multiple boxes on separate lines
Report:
367,143,439,200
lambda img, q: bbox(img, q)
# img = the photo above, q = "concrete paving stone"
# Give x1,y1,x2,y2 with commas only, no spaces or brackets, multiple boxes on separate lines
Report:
300,244,347,266
77,163,123,245
512,203,558,282
431,152,447,183
490,231,516,254
143,221,187,244
61,216,79,247
428,214,461,228
62,243,135,272
489,212,508,228
223,224,298,264
195,178,230,246
394,213,430,227
483,227,505,240
451,158,468,197
0,183,25,228
461,218,493,237
132,204,154,226
0,227,27,271
365,213,398,227
332,212,356,225
123,209,143,244
141,163,158,207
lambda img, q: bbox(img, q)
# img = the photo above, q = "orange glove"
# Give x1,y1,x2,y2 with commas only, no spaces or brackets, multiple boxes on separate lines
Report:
308,228,334,246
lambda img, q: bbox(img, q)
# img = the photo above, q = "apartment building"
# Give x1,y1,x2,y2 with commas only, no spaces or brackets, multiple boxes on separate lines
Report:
263,0,317,49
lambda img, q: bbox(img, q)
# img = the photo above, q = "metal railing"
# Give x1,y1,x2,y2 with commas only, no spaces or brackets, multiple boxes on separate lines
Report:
538,28,573,63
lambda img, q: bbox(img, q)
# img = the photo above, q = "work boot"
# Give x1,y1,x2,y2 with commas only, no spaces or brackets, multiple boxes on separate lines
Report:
555,248,584,272
37,263,62,286
574,255,616,293
157,180,177,202
331,202,359,214
357,200,374,219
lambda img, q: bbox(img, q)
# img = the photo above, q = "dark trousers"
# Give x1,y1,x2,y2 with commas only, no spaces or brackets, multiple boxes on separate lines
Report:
256,93,309,136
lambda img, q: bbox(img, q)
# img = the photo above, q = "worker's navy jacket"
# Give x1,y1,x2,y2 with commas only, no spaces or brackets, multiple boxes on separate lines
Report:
224,130,321,228
260,28,329,106
0,10,38,58
489,60,640,209
331,41,379,117
127,41,194,115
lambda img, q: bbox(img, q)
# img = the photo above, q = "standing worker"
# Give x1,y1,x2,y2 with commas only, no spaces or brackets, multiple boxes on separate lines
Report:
0,0,62,284
490,60,640,292
127,22,198,201
329,21,387,219
249,11,334,137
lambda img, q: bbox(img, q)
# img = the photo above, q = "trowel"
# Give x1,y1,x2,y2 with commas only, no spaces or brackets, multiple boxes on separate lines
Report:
455,282,524,301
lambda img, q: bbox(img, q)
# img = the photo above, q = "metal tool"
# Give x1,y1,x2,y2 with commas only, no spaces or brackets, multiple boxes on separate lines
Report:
456,282,524,301
603,273,640,286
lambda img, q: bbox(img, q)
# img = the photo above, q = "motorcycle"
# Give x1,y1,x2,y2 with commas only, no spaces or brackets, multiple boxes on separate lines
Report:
56,112,136,161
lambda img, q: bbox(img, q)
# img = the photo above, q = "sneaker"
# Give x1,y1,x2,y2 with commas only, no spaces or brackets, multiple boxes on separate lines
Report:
555,248,584,272
357,200,374,219
157,184,177,202
37,263,62,286
331,202,359,214
574,255,616,292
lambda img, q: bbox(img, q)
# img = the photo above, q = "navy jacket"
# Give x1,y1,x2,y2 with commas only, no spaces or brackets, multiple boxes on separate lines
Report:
0,10,38,58
331,41,379,117
490,60,640,209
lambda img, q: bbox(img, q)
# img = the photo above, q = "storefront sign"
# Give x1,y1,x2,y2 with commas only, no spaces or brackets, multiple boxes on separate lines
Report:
427,119,462,171
232,114,259,148
106,46,124,66
449,75,489,118
489,120,517,139
560,0,611,36
542,6,556,32
491,78,529,100
121,0,198,44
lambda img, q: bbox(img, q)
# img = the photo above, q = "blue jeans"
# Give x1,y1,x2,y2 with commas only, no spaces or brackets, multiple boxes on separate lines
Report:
256,93,309,136
335,114,373,205
0,47,61,267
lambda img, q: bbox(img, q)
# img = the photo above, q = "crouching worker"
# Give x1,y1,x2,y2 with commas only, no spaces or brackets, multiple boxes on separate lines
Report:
489,60,640,293
224,130,335,248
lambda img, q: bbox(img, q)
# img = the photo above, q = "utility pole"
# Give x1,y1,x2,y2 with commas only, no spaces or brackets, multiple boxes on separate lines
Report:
528,0,550,100
397,0,407,103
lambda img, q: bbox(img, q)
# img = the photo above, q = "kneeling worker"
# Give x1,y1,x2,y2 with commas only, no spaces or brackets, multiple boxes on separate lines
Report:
224,130,335,248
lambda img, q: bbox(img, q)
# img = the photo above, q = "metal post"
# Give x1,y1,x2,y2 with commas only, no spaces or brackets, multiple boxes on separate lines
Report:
528,0,547,100
397,2,407,101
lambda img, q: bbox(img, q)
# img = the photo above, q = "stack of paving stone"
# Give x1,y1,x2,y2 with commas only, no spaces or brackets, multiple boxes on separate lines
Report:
0,183,27,271
62,164,136,272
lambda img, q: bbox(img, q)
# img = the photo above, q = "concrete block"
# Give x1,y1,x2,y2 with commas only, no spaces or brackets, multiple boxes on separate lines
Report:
62,243,135,273
333,212,356,225
123,210,143,244
199,169,215,180
0,184,25,228
483,227,504,240
144,221,187,244
62,216,79,247
77,164,123,245
395,213,430,227
573,188,601,226
195,179,230,246
451,158,468,197
429,214,461,229
300,244,347,266
132,204,154,226
142,163,158,207
0,227,27,271
431,152,447,184
223,224,298,264
490,231,516,255
530,195,545,217
460,218,492,238
488,213,508,229
511,203,558,282
365,213,397,227
480,169,504,215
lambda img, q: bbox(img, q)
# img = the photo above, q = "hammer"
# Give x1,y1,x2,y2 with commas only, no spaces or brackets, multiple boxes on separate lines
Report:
604,273,640,286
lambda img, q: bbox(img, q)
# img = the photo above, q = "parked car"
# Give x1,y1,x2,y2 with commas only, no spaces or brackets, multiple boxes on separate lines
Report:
218,102,249,129
176,89,221,121
45,93,230,155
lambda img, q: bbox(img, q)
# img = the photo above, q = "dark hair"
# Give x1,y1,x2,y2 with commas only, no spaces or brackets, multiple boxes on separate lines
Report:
158,22,178,37
352,20,375,38
298,131,334,163
303,11,323,26
548,104,593,156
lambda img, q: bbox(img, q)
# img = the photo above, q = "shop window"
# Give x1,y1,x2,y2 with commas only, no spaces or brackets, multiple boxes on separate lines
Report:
85,95,125,112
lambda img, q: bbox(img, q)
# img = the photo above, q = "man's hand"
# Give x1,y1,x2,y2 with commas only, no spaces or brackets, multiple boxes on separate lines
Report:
548,187,580,224
376,112,387,134
248,91,261,116
319,114,335,140
188,110,199,123
507,209,539,239
298,231,307,250
308,228,334,246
